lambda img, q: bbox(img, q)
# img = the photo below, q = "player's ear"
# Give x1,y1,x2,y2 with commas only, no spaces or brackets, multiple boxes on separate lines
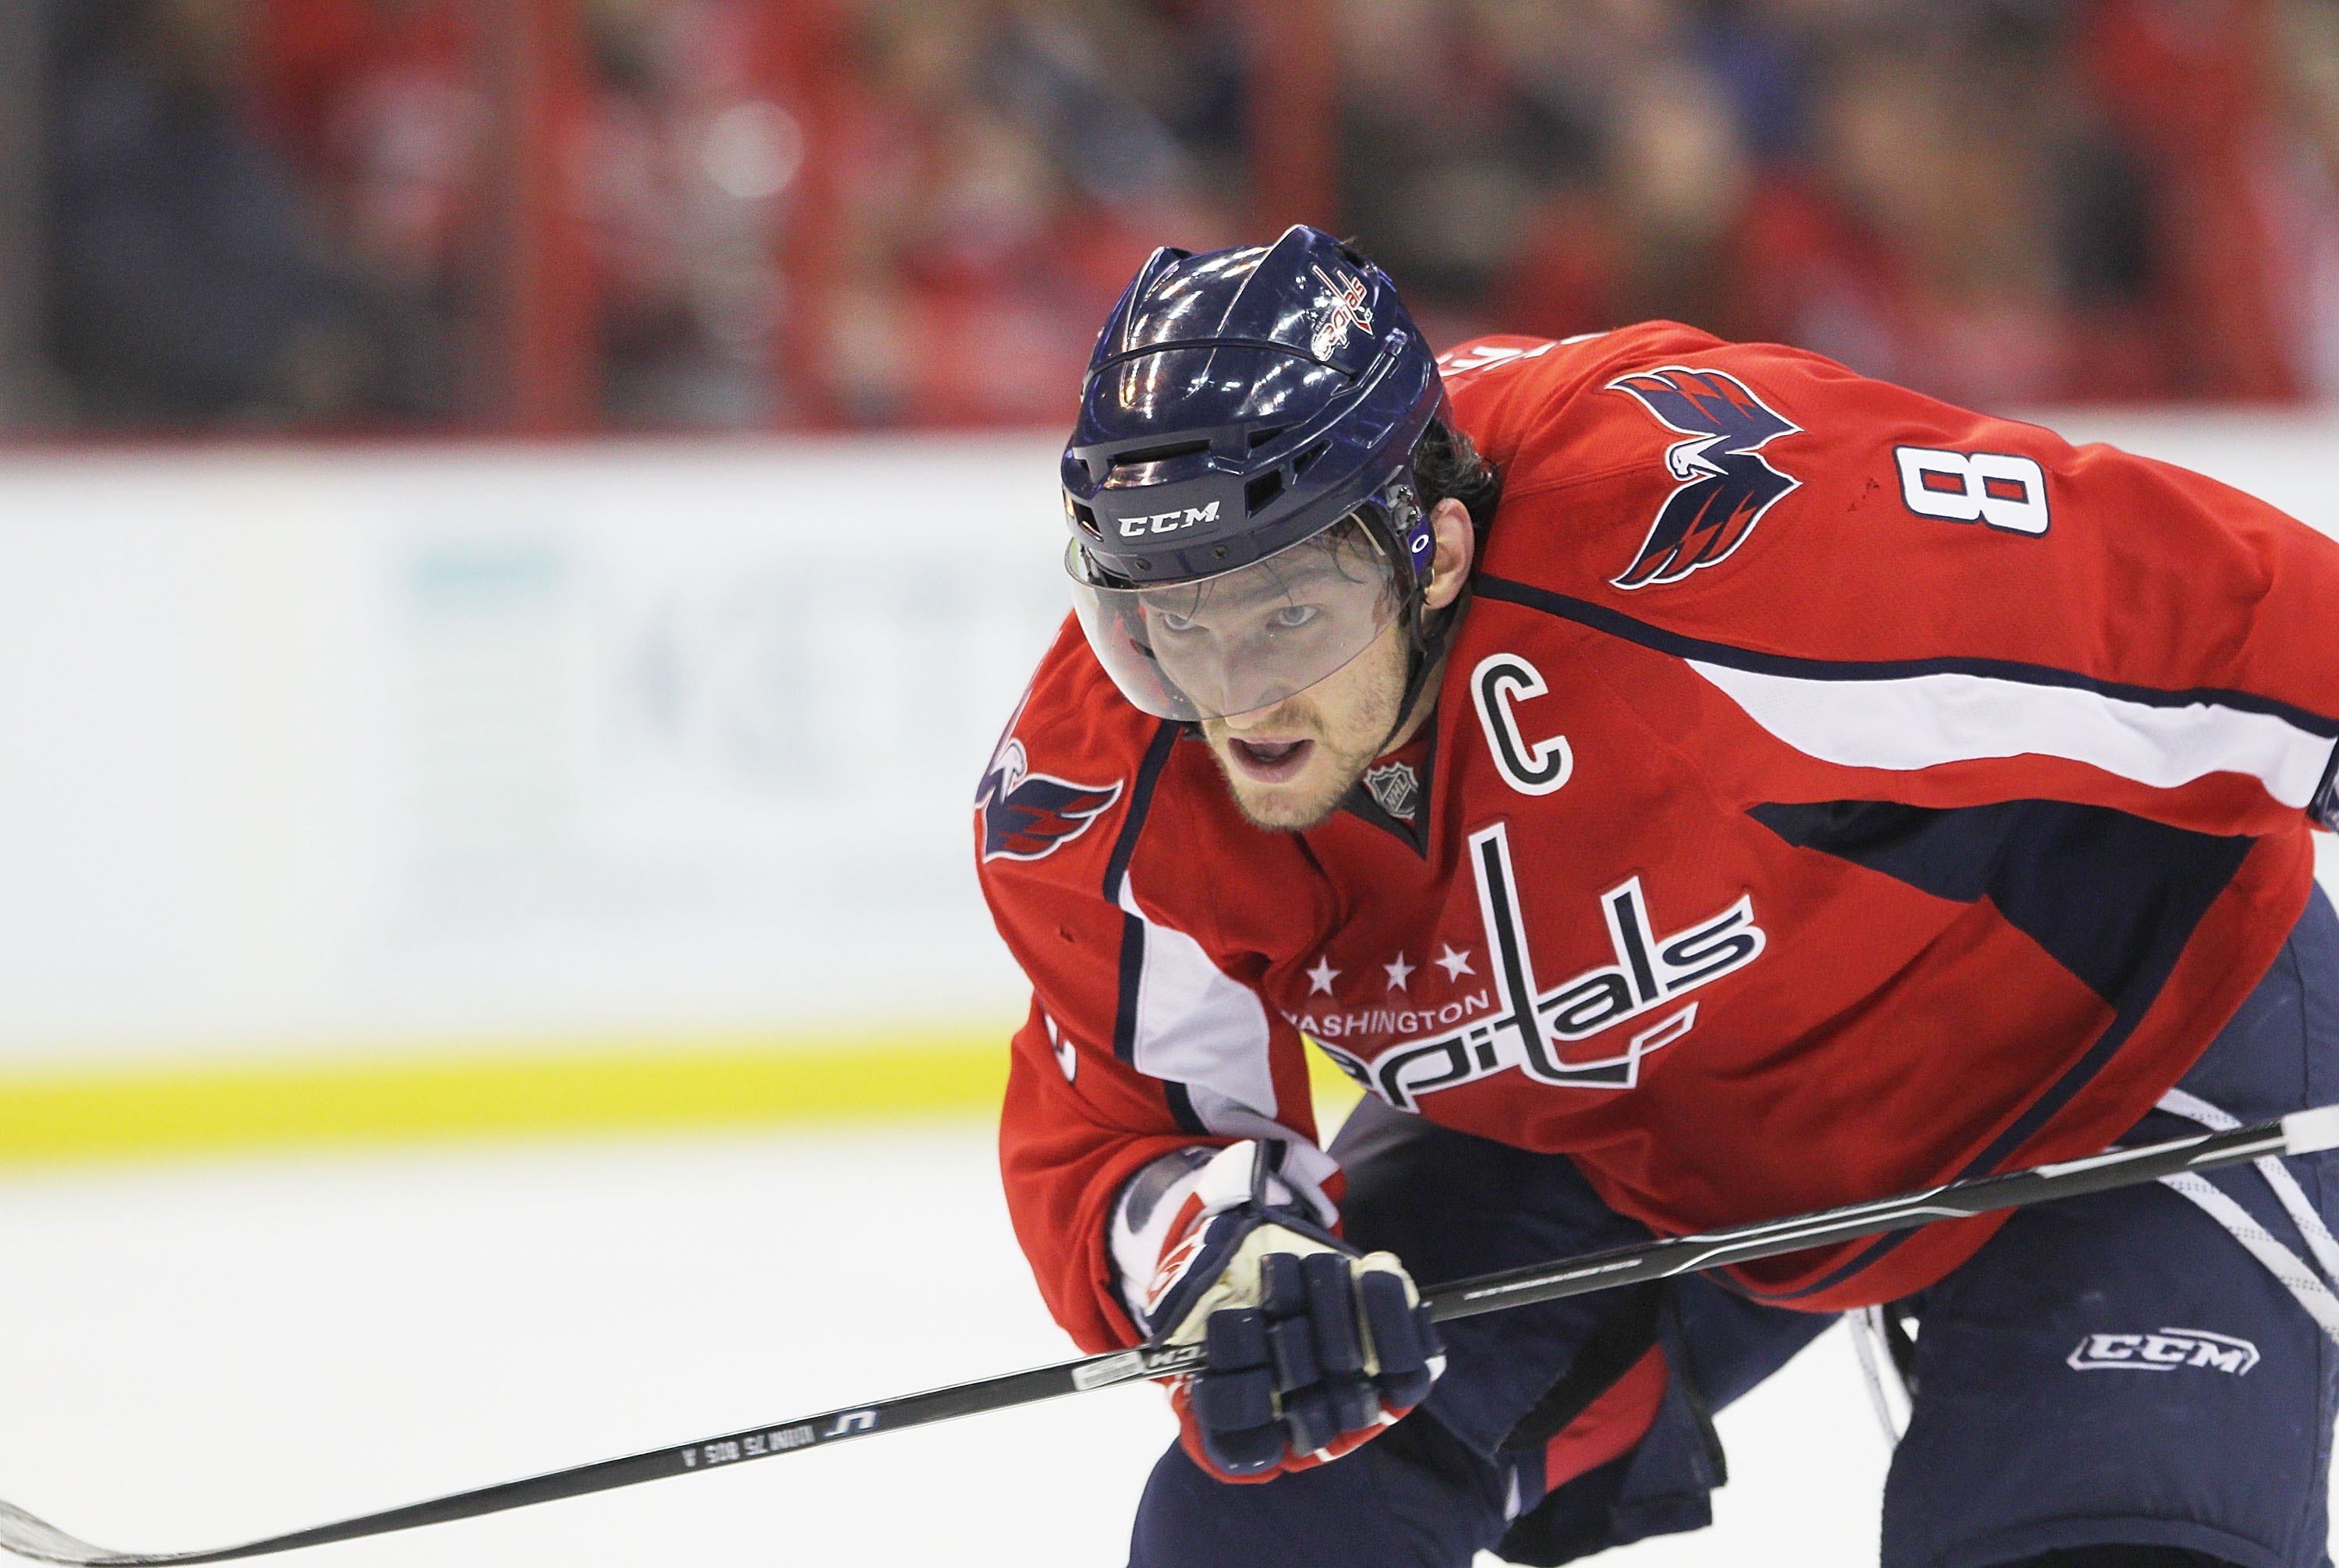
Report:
1423,498,1474,613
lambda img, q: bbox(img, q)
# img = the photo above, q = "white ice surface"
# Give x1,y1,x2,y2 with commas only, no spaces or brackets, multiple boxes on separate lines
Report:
0,1126,1900,1568
0,1111,2330,1567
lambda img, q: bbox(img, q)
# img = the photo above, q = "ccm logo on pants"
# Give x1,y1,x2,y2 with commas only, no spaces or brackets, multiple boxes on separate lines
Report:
2066,1329,2259,1375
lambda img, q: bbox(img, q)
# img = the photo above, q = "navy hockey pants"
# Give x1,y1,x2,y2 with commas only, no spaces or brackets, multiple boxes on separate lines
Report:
1127,886,2339,1568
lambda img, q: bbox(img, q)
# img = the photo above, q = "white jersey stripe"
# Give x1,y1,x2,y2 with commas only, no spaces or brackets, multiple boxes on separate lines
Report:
1690,660,2334,811
1118,876,1280,1120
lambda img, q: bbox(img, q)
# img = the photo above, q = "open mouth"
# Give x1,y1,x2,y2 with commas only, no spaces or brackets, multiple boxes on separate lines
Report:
1226,737,1315,784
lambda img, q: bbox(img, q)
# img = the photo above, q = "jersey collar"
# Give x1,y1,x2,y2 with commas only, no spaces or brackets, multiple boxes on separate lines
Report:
1332,720,1439,856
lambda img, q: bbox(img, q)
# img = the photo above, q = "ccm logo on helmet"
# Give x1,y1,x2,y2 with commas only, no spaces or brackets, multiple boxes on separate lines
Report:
1118,502,1222,539
2068,1329,2259,1375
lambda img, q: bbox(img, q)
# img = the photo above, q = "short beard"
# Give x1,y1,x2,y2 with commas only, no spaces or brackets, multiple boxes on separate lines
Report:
1208,726,1382,833
1201,648,1410,834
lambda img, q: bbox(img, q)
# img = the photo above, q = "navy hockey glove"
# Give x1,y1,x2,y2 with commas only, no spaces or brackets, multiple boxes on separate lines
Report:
1130,1141,1445,1483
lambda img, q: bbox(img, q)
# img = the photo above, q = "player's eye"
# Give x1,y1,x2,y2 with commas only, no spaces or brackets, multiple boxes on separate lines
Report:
1269,604,1320,630
1153,609,1198,633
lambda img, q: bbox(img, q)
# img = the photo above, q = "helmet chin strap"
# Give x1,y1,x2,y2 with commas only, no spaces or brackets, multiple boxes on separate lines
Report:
1371,580,1468,763
1367,474,1467,763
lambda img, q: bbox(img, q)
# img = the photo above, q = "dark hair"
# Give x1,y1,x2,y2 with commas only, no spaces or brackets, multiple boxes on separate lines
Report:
1411,417,1502,552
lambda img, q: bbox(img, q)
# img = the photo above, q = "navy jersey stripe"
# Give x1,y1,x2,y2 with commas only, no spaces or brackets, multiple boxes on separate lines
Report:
1162,1080,1210,1137
1739,798,2254,1301
1102,720,1184,904
1106,720,1182,1065
1474,575,2339,738
1112,913,1147,1066
1748,800,2252,1006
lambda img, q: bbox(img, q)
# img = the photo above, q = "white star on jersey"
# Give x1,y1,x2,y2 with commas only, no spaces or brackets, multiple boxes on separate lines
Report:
1384,953,1415,991
1435,944,1474,981
1307,956,1340,995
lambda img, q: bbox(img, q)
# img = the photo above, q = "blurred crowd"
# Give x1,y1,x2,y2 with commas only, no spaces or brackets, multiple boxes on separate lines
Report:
23,0,2339,433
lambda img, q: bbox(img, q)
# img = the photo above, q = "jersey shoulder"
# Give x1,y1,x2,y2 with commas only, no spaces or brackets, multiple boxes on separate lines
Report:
975,615,1166,898
1438,322,1732,477
1450,324,2095,616
975,617,1332,961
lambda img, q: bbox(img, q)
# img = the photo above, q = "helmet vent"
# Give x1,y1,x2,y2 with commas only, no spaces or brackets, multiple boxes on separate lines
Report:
1293,440,1332,476
1109,439,1208,472
1244,471,1285,514
1070,502,1101,536
1246,425,1289,450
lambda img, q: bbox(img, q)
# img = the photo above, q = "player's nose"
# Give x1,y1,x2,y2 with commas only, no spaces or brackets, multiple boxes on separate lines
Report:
1177,657,1297,727
1219,691,1305,733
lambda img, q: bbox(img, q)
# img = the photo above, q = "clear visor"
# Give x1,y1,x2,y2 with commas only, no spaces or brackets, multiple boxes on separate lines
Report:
1067,520,1405,722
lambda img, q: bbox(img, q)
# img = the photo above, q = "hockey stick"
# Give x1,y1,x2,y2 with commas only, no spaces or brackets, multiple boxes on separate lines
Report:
3,1106,2334,1566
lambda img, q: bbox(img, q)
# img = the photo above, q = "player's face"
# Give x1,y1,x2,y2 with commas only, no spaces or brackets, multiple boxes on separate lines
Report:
1198,618,1414,831
1187,500,1476,833
1138,530,1400,723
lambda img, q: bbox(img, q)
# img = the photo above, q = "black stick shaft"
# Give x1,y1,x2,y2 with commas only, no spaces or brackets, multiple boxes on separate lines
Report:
0,1351,1201,1566
1420,1114,2302,1322
3,1109,2329,1566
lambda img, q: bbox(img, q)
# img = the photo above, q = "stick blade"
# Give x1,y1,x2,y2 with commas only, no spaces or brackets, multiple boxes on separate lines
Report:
0,1500,143,1566
2285,1105,2339,1156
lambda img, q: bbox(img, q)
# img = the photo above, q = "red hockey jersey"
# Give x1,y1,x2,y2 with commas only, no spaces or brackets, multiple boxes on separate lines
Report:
977,321,2339,1357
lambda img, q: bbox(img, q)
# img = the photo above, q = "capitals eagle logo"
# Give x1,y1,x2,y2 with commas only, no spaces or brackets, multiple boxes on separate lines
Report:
977,739,1123,863
1608,366,1799,589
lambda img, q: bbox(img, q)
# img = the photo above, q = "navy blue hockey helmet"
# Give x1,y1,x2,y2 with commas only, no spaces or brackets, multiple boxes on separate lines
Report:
1062,226,1447,722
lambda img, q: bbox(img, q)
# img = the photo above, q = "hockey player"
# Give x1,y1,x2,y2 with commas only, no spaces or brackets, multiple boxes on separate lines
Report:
975,226,2339,1567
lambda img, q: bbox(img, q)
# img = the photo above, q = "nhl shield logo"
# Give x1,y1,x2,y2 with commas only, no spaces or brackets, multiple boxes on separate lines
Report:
1362,760,1420,821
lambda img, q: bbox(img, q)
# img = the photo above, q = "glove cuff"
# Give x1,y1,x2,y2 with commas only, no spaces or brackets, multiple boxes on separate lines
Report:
1109,1139,1339,1336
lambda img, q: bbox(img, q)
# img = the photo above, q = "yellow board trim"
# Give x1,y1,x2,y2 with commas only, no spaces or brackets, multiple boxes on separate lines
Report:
0,1033,1368,1168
